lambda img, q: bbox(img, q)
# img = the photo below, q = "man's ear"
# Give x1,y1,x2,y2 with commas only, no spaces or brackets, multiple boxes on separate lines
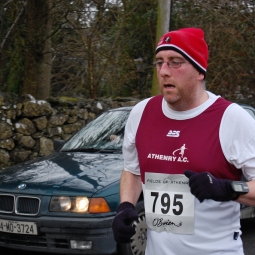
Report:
198,72,205,81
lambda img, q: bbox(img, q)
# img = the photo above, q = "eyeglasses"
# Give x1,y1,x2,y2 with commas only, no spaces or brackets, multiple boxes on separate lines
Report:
153,60,188,69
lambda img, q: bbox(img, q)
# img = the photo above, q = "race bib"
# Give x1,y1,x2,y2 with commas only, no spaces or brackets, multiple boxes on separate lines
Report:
144,172,195,234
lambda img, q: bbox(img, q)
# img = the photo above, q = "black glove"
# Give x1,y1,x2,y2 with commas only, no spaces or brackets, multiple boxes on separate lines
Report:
112,201,138,243
184,170,234,203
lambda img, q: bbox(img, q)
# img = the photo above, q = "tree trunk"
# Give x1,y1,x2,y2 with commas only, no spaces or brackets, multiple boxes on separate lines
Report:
23,0,53,100
151,0,171,96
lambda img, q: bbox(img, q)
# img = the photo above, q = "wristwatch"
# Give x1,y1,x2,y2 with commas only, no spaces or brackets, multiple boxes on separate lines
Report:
230,181,249,200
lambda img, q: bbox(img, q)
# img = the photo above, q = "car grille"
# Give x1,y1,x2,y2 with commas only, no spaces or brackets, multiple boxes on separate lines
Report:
0,232,48,247
0,194,40,216
0,195,14,213
0,232,69,249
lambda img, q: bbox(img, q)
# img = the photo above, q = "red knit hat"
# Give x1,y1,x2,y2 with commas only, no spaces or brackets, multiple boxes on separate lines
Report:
156,28,208,75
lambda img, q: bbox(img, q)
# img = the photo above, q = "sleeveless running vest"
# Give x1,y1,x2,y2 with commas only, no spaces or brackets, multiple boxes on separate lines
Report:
136,95,242,183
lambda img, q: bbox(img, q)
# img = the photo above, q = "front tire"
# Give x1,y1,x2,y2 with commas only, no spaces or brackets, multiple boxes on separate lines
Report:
118,200,146,255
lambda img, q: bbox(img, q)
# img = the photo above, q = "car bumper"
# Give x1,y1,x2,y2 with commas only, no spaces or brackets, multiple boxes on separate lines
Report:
0,214,117,255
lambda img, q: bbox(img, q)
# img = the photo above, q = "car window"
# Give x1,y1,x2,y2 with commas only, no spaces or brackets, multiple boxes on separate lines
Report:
62,109,131,151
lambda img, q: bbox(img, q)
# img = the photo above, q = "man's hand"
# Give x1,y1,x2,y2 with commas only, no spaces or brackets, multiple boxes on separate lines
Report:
184,170,234,203
112,202,138,243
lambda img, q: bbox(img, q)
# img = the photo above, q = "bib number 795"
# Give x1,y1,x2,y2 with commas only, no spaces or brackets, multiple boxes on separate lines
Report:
151,192,183,215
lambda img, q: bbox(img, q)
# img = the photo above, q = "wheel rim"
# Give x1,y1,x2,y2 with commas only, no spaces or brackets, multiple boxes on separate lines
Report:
130,211,147,255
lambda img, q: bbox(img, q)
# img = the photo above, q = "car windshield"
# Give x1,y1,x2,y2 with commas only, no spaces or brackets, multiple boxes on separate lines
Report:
61,108,131,152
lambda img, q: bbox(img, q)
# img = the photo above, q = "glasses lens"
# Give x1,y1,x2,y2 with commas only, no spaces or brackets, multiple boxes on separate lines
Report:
153,61,162,69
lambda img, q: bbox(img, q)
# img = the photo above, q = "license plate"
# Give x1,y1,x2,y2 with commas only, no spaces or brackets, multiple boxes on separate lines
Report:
0,218,37,235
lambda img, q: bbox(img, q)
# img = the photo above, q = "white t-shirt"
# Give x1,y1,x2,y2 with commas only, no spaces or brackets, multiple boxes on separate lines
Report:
122,91,255,255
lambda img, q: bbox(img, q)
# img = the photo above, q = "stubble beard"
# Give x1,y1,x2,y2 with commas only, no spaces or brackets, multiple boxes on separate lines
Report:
164,89,197,111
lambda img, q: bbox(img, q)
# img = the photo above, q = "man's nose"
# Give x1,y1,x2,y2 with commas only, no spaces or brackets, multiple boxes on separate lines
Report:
159,62,171,76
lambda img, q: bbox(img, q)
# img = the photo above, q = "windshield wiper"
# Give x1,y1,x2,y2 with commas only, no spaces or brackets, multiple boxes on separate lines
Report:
61,148,101,153
98,149,122,154
61,148,122,153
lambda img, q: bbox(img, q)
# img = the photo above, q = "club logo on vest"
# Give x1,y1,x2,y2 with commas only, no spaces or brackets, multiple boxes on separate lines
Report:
147,144,189,163
173,144,187,158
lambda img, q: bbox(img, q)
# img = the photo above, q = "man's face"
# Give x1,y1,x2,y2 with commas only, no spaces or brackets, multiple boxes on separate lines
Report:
155,50,204,111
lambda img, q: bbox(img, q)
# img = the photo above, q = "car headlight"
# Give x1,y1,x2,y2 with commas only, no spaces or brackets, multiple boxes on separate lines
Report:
49,196,110,213
59,196,72,211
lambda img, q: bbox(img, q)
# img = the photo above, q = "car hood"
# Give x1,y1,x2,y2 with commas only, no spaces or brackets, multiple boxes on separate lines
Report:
0,152,123,196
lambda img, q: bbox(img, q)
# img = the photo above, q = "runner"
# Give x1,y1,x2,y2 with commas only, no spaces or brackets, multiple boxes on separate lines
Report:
112,27,255,255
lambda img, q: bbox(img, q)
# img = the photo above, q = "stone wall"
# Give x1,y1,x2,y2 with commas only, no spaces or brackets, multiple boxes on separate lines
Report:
0,93,139,169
